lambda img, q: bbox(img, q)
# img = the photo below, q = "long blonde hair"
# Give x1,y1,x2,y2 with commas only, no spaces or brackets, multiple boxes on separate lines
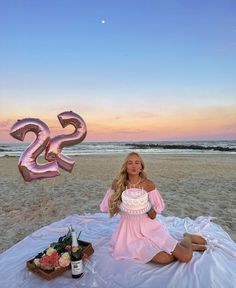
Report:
109,152,147,217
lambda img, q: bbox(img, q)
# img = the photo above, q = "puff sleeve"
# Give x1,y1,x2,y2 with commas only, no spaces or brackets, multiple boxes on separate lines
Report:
148,189,165,214
100,188,114,212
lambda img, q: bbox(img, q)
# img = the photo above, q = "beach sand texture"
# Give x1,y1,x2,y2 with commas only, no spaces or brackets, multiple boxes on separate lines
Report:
0,154,236,253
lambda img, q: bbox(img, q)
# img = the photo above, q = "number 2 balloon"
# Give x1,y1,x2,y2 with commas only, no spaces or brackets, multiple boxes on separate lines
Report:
9,111,87,182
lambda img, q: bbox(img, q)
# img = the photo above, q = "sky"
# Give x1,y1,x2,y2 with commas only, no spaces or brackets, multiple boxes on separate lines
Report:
0,0,236,143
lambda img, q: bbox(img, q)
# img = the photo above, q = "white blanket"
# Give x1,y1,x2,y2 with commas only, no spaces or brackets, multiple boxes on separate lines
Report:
0,213,236,288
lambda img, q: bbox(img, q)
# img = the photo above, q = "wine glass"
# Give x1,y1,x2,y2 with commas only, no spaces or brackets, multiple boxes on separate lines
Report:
84,256,108,287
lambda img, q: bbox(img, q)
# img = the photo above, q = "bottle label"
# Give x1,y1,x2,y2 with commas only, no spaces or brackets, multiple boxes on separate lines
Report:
71,260,83,275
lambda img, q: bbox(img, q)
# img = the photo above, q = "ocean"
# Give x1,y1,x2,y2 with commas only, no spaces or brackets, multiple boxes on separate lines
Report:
0,140,236,157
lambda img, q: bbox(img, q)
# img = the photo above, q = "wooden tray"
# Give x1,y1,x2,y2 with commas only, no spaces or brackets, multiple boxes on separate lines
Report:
27,240,94,281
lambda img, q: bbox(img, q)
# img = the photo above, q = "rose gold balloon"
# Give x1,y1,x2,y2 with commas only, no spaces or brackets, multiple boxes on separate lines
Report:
45,111,87,172
10,118,60,182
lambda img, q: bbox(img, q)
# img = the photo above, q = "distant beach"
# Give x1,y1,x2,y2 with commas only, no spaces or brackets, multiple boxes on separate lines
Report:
0,152,236,253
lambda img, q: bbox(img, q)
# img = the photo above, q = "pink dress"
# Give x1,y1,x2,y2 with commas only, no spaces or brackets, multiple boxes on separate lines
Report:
100,188,178,263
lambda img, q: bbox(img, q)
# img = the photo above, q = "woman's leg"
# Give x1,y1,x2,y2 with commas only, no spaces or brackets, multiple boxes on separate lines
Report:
172,233,193,263
152,234,193,264
184,233,207,245
171,234,206,261
152,252,176,265
152,234,192,264
152,233,207,265
192,243,207,251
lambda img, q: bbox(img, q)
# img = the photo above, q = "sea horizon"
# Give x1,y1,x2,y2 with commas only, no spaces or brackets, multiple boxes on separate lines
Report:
1,139,236,157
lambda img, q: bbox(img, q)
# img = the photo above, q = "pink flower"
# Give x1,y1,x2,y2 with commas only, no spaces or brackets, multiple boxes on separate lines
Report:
50,251,59,267
40,255,53,270
39,251,60,270
65,245,71,251
59,252,70,268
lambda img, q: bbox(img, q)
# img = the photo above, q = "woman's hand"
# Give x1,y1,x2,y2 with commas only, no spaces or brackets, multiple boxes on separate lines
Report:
147,207,156,219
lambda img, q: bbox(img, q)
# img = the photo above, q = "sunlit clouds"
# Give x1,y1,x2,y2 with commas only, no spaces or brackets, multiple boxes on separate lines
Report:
0,1,236,142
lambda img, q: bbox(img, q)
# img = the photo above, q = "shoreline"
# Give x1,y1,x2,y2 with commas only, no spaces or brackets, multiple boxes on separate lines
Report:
1,154,236,253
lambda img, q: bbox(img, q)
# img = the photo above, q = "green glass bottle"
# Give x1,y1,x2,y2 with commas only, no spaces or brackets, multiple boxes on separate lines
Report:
71,229,83,278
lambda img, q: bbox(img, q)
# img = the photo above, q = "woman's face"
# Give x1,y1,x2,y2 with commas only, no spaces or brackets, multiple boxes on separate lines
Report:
126,154,142,176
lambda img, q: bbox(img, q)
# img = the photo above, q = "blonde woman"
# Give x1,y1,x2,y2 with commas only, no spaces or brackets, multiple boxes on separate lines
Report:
100,152,206,264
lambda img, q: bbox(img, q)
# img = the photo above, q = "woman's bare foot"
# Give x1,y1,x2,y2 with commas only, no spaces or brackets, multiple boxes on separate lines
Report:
184,233,207,245
192,243,207,252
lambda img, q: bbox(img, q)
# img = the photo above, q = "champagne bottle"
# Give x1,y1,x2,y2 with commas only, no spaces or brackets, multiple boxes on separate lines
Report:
71,229,83,278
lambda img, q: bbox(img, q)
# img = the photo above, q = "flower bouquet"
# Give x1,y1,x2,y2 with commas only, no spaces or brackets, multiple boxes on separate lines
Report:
26,228,94,280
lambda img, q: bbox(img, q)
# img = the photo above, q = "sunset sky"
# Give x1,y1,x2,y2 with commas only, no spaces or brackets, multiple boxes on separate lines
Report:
1,0,236,143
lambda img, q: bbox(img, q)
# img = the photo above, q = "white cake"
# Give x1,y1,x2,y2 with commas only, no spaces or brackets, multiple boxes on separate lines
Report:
119,188,151,215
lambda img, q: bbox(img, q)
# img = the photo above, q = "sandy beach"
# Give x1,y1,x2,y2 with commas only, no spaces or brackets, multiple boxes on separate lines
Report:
0,153,236,253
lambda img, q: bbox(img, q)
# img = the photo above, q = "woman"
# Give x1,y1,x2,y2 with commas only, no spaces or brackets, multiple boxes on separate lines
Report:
100,152,206,264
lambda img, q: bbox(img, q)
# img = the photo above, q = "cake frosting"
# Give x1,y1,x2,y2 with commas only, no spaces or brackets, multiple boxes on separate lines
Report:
119,188,151,215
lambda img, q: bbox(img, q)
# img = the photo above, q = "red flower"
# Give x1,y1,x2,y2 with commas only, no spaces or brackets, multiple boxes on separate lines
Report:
65,245,71,251
39,251,60,270
50,251,59,267
40,255,52,270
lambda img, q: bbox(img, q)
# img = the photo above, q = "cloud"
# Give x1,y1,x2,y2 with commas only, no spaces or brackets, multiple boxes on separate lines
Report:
0,119,13,129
